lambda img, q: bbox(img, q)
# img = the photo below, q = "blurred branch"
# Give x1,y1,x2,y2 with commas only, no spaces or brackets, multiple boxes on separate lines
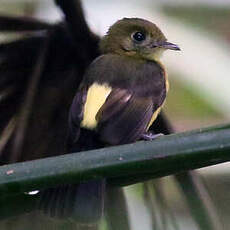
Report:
176,172,223,230
0,123,230,195
55,0,97,42
143,181,180,230
0,15,52,32
10,28,52,162
105,187,130,230
54,0,100,67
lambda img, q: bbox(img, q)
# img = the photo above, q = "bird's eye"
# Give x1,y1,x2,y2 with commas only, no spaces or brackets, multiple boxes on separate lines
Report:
132,32,146,42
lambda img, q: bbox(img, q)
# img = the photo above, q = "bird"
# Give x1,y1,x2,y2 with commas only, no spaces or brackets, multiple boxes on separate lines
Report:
40,17,180,225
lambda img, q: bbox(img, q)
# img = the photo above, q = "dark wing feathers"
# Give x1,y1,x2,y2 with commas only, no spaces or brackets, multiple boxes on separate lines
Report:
97,89,154,145
67,89,87,149
68,55,166,146
96,88,132,123
68,87,155,146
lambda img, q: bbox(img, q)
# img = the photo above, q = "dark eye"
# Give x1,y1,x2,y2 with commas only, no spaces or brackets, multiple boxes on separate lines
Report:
132,31,146,42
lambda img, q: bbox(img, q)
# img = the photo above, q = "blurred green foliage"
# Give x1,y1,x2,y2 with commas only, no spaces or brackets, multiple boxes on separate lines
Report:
165,78,224,119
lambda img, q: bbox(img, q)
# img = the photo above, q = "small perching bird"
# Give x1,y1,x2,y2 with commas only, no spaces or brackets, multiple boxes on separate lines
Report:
41,17,180,224
68,17,180,146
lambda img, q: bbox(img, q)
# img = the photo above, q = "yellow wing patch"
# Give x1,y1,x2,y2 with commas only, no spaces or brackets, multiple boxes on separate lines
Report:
81,83,112,129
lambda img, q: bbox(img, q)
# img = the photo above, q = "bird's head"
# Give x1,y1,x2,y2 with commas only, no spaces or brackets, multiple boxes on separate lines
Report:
100,18,180,61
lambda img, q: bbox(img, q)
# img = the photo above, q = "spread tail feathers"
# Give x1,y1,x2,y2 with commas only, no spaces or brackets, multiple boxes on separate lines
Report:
38,129,106,223
39,179,105,224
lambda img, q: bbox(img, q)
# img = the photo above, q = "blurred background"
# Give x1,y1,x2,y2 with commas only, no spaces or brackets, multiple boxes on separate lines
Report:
0,0,230,229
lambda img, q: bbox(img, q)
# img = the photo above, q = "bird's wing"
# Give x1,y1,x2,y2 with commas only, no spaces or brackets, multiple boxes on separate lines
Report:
96,88,154,145
68,55,167,146
67,88,87,149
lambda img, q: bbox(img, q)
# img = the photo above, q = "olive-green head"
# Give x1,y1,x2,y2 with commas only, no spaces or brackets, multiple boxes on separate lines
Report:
100,18,180,61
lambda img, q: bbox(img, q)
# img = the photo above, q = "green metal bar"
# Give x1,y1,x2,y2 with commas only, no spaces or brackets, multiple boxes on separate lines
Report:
0,123,230,195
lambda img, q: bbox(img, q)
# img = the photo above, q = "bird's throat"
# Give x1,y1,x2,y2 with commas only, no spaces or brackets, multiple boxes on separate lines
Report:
145,49,164,62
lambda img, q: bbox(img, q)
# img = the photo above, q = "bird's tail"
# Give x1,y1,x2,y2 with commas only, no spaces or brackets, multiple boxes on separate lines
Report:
38,128,106,224
39,179,105,224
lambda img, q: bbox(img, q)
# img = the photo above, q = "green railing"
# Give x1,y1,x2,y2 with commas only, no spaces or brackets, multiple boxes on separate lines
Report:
1,123,229,196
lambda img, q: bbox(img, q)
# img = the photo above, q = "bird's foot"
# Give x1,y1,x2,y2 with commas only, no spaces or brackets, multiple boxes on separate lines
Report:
141,132,164,141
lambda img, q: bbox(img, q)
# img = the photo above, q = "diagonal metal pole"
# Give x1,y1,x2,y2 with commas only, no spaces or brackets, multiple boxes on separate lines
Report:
0,124,229,196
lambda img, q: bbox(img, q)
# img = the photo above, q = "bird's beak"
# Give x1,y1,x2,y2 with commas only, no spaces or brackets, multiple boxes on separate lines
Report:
156,41,181,51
